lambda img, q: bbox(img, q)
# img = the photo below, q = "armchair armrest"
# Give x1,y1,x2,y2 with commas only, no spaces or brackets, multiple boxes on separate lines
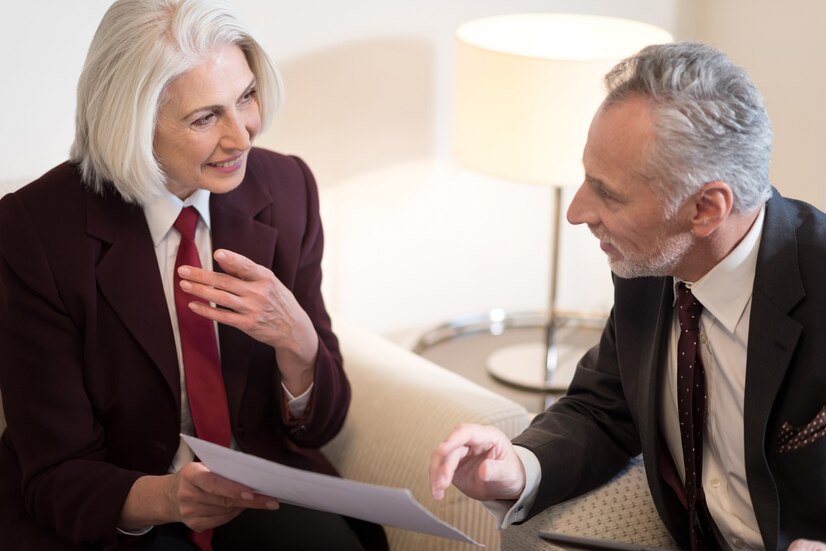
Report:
501,457,675,550
324,318,530,550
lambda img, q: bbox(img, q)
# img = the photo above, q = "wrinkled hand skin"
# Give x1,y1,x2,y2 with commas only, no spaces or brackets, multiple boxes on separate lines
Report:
177,248,319,394
429,423,526,502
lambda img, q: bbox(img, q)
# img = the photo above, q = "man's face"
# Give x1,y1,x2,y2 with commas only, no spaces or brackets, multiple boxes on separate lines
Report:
567,96,694,279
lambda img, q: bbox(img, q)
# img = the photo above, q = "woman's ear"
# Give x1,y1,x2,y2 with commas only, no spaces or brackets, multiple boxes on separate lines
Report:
691,181,733,238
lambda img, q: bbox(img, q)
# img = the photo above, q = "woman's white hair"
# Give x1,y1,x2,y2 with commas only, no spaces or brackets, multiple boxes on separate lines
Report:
70,0,282,205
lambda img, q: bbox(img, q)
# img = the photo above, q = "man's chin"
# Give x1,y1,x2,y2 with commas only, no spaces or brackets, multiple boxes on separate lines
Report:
608,259,653,279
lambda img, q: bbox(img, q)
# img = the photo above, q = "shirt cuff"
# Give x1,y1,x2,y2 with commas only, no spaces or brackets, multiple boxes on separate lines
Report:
482,445,542,528
282,382,313,419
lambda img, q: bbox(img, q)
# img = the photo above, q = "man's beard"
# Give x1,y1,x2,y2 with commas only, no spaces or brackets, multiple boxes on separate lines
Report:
596,230,694,279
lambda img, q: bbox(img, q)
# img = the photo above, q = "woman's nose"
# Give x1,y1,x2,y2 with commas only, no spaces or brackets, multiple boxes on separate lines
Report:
221,112,252,151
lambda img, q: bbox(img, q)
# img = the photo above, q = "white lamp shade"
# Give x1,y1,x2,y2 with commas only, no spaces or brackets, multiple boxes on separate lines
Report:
454,13,673,186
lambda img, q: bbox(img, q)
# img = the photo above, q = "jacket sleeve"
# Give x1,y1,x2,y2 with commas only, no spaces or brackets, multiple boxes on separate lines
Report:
512,305,641,519
277,155,350,448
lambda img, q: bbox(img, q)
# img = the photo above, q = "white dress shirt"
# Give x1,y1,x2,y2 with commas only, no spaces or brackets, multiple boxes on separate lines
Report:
497,207,766,550
663,205,765,550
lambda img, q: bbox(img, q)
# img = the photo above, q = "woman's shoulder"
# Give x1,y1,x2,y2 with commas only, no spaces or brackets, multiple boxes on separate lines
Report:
2,162,87,208
246,148,313,183
241,148,318,204
0,161,123,258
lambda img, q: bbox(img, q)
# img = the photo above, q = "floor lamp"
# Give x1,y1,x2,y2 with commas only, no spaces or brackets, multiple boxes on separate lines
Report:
425,14,672,392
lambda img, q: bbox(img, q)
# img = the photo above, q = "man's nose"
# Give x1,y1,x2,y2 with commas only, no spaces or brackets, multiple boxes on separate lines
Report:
567,183,597,226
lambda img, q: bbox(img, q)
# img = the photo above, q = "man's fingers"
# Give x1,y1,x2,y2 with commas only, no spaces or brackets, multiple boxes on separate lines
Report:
430,444,470,499
429,423,502,498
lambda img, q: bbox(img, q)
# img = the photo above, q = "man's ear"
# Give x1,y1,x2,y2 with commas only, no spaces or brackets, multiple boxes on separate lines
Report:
691,181,733,238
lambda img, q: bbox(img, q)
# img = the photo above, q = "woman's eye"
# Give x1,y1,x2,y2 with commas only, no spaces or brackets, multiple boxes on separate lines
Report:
240,89,257,104
193,113,215,127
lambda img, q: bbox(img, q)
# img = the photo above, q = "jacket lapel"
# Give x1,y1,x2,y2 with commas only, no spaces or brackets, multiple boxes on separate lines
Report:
631,277,685,535
86,190,180,403
210,179,278,424
744,193,804,550
635,277,673,447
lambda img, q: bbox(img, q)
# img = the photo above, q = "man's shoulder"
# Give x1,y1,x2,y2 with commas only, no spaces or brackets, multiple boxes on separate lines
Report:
768,193,826,248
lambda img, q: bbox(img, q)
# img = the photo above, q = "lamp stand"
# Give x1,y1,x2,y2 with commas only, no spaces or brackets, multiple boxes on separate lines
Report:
414,187,605,395
485,186,604,392
545,185,564,385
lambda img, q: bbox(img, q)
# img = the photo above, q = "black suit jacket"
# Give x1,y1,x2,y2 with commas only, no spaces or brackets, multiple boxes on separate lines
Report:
513,190,826,550
0,148,349,549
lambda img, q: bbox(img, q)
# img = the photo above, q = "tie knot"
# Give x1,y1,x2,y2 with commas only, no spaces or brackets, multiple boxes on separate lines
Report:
174,207,199,241
677,282,703,331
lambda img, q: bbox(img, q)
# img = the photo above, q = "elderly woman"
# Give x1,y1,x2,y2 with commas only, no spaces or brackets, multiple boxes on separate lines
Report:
0,1,385,549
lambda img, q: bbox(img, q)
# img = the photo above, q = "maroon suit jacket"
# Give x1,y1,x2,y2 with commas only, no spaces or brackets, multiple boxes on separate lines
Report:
0,148,350,549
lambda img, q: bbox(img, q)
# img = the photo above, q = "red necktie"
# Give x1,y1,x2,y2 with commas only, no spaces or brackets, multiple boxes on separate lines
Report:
173,207,231,551
676,283,709,551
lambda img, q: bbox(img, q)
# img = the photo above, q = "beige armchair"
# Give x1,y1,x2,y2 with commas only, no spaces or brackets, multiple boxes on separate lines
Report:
324,318,531,550
501,456,675,550
328,320,677,551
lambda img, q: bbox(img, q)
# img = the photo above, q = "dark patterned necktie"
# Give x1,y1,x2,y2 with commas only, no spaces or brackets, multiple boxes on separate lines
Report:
174,207,231,551
676,282,708,551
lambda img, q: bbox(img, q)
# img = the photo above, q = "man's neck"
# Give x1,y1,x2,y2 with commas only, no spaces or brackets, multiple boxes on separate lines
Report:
676,207,762,282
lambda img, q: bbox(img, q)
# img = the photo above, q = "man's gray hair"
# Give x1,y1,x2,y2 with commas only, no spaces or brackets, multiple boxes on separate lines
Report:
604,41,772,214
70,0,282,205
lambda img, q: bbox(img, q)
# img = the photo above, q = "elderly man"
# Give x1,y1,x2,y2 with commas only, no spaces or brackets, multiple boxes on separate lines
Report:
430,42,826,551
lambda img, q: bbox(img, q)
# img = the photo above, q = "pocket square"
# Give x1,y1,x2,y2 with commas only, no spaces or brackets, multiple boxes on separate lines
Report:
776,405,826,454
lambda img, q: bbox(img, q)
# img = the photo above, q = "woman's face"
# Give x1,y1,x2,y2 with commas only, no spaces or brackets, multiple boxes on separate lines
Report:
154,43,262,199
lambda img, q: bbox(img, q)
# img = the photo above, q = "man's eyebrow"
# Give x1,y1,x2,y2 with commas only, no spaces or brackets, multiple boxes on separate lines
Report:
585,174,610,193
585,174,626,202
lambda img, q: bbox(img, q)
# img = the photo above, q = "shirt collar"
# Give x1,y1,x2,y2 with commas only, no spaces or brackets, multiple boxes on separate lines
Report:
673,205,765,334
144,189,212,247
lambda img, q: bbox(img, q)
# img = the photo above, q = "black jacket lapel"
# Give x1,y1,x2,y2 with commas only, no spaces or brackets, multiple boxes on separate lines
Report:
744,193,804,550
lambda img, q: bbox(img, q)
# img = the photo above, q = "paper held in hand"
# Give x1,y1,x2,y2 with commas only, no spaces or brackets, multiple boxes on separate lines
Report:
182,435,482,546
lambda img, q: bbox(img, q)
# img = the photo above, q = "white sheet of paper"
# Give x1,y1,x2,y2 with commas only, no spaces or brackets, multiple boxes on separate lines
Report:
182,435,482,546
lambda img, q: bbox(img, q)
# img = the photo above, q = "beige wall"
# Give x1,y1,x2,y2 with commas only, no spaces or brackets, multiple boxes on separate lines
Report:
689,0,826,209
2,1,822,335
0,0,681,335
